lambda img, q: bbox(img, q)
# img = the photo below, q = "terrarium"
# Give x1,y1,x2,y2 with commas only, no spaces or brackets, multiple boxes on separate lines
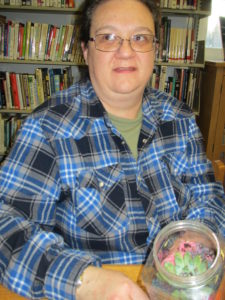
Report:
140,220,225,300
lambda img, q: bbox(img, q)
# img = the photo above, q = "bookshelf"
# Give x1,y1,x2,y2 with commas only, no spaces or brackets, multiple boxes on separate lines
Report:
150,0,211,116
0,0,85,161
0,0,212,160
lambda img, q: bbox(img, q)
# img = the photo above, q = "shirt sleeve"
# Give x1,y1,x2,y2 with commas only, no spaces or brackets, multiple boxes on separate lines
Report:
0,115,101,300
182,115,225,237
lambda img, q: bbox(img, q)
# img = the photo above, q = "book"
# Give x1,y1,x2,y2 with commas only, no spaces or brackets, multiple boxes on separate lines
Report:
19,73,27,108
50,26,59,61
25,20,31,60
9,72,20,109
40,68,51,99
159,65,167,92
57,25,66,61
38,23,48,60
62,24,74,61
13,22,19,60
48,68,62,95
8,21,15,60
0,115,6,153
45,25,56,60
35,68,45,104
0,72,6,108
5,72,13,108
18,22,24,59
27,74,38,108
33,22,41,60
44,24,53,60
21,73,30,108
21,21,27,59
16,73,24,109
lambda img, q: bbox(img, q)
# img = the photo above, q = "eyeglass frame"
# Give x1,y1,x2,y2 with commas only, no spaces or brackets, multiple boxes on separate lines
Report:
88,33,158,53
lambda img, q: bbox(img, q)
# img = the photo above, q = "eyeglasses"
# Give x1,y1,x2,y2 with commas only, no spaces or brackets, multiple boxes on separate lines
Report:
89,33,157,52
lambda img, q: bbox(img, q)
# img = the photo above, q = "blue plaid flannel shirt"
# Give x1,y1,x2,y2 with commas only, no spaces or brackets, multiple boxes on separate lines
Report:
0,79,224,300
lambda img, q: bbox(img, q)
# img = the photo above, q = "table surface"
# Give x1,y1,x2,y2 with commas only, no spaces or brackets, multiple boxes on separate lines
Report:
1,264,225,300
0,264,143,300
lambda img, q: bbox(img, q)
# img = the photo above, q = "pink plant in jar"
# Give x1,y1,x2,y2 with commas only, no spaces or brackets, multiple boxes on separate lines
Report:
140,221,225,300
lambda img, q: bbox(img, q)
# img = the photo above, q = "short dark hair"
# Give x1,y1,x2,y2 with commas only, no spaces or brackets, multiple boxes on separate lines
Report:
79,0,160,47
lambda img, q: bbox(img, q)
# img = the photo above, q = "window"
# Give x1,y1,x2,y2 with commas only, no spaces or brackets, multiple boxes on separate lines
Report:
205,0,225,60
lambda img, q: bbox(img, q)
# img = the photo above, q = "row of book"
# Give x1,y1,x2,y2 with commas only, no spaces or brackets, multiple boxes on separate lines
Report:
0,16,84,63
0,66,73,110
159,0,197,9
0,0,75,8
0,114,23,154
150,65,201,114
155,16,195,63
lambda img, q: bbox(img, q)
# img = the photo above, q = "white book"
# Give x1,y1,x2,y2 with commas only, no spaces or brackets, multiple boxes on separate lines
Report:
186,17,193,62
159,66,167,91
163,0,168,8
0,116,6,154
9,22,15,60
5,72,13,109
16,73,24,109
32,0,38,6
171,0,177,9
38,23,48,60
29,25,34,59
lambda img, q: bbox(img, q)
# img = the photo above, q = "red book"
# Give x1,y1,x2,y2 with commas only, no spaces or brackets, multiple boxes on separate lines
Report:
9,72,20,109
68,0,74,8
46,26,56,60
18,23,24,59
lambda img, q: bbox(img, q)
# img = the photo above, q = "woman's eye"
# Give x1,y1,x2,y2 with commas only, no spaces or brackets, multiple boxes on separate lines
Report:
133,34,145,42
103,34,116,41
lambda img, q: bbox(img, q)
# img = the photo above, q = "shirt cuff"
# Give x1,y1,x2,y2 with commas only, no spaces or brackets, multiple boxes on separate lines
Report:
44,249,101,300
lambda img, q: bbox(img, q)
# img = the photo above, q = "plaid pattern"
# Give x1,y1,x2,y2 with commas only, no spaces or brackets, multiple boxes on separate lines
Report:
0,79,224,299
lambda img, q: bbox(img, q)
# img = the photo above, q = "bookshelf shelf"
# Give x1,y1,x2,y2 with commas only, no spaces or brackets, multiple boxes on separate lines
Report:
155,62,205,68
0,5,81,13
160,9,211,17
0,109,33,114
0,59,203,68
0,59,85,66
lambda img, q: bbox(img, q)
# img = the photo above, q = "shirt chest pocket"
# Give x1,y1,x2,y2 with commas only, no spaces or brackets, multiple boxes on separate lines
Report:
71,164,129,237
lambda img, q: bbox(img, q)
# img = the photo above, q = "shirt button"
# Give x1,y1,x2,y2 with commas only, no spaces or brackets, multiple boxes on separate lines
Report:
121,141,126,145
99,181,104,188
142,138,147,144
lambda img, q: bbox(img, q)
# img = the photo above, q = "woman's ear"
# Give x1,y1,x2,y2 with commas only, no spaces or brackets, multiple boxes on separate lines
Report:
81,42,88,65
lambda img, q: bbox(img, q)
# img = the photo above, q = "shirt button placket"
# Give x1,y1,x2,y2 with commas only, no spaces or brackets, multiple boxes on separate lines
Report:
99,181,104,188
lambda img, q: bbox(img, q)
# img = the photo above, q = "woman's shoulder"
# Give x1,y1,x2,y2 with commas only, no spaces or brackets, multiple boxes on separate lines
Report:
144,86,193,120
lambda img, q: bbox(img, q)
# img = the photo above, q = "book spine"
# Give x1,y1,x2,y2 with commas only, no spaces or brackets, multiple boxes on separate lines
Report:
35,68,45,104
9,72,20,109
16,73,24,109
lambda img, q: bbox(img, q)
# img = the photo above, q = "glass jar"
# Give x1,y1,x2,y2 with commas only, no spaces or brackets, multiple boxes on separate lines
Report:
140,220,225,300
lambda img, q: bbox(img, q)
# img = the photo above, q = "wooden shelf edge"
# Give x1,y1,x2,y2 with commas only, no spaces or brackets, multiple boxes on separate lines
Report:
155,61,205,68
0,109,33,114
1,59,203,68
160,8,211,16
0,5,81,13
0,59,85,66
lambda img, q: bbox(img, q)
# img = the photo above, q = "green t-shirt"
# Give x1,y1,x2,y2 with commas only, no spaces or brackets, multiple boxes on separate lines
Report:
108,109,142,160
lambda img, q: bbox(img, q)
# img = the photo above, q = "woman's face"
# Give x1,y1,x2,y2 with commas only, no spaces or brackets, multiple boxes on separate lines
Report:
82,0,155,108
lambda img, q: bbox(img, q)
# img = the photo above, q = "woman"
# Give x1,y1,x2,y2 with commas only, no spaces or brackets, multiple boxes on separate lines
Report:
0,0,224,300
